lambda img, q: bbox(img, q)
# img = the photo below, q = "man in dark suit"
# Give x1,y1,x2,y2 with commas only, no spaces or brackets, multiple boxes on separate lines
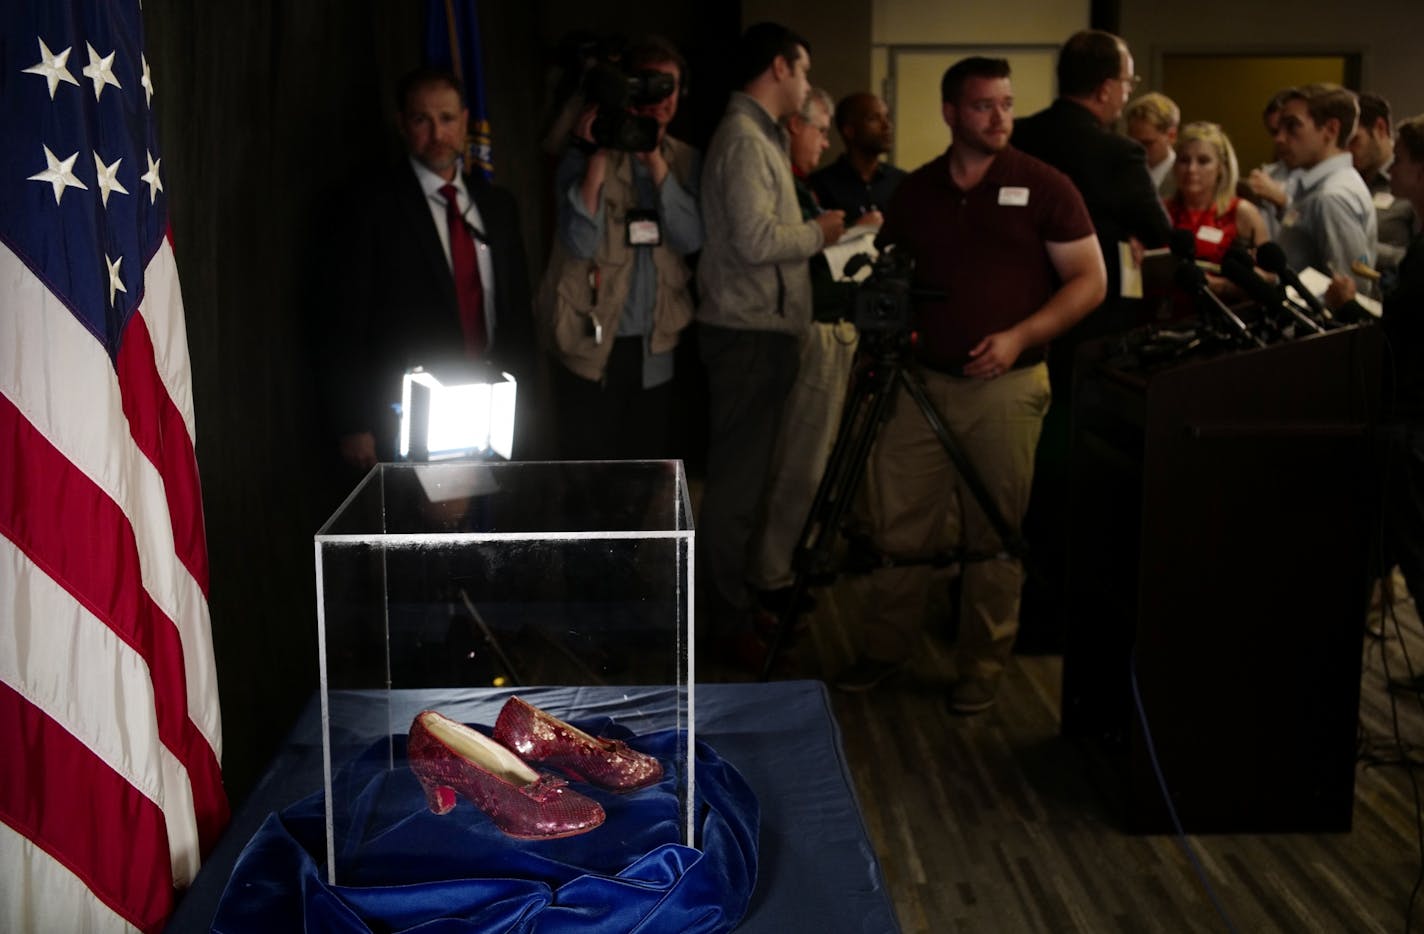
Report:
1010,30,1170,651
1013,29,1170,338
328,67,534,469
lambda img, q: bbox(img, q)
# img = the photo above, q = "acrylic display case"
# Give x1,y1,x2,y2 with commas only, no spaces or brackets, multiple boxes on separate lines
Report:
314,460,694,883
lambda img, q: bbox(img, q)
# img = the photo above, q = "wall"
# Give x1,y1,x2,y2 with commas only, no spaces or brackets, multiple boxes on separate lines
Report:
869,0,1089,169
1161,55,1351,171
742,0,874,161
1120,0,1424,127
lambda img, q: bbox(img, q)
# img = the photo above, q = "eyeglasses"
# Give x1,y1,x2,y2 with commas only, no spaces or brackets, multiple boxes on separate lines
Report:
1120,74,1143,89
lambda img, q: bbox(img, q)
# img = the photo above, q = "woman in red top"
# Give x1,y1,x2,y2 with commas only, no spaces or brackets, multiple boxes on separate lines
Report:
1164,122,1267,292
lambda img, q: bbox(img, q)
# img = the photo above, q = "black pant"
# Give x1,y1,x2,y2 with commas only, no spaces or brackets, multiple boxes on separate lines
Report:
696,324,800,639
553,337,675,461
1384,421,1424,606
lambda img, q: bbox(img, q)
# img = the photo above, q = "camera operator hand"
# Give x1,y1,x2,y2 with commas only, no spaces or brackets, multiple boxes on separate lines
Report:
572,104,609,214
963,328,1025,380
634,144,670,187
816,209,847,246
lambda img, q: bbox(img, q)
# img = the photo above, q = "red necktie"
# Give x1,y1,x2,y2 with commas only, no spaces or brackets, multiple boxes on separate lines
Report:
439,183,487,358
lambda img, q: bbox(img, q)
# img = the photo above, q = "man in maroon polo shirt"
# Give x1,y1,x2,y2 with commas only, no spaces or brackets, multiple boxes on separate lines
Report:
833,57,1106,713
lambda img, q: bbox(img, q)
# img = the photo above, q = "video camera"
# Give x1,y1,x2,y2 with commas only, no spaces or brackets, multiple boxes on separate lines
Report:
846,247,917,338
567,35,677,153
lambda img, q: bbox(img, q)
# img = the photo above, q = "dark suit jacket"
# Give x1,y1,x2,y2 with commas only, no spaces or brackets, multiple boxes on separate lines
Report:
327,160,534,457
1012,99,1171,316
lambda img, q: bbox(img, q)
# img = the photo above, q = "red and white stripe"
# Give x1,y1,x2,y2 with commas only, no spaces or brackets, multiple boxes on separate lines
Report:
0,235,227,933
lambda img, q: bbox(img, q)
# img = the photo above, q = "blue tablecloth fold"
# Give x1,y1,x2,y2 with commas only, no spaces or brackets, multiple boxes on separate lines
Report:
211,721,757,933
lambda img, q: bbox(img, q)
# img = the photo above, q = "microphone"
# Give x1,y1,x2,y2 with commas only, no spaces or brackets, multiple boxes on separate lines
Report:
1169,232,1264,348
1217,246,1275,304
1255,242,1329,322
1168,228,1197,263
1219,247,1325,335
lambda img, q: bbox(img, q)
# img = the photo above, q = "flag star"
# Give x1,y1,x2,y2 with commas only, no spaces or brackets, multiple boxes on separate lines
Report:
93,153,130,207
140,54,154,106
106,254,128,307
140,151,163,203
81,42,122,102
22,38,80,100
28,145,89,205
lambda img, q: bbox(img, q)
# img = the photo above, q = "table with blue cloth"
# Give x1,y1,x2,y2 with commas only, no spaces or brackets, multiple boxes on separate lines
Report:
165,680,898,933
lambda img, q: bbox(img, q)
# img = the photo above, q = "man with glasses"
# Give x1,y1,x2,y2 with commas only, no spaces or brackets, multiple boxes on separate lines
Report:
1014,29,1169,328
751,88,871,618
1009,29,1170,653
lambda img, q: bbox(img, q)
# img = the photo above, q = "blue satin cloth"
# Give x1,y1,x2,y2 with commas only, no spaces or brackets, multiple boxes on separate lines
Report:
211,722,758,933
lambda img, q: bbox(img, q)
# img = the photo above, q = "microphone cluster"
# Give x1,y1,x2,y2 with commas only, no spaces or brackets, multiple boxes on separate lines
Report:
1165,233,1360,352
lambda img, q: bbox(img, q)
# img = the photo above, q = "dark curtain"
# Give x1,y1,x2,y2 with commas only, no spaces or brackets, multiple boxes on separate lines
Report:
141,0,735,806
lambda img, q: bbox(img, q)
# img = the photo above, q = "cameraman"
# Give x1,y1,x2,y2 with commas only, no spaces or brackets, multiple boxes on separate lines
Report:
833,57,1105,713
538,36,703,460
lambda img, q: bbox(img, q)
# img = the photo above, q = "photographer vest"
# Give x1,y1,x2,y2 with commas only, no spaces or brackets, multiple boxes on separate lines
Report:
539,137,698,383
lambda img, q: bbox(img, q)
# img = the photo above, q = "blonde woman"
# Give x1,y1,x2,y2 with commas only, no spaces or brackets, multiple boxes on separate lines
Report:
1164,121,1268,267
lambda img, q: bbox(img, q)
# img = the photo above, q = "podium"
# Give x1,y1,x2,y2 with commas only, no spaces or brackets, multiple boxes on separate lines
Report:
1063,323,1381,833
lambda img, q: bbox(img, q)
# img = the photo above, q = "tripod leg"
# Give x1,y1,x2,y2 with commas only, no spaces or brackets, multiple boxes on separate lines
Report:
760,355,902,679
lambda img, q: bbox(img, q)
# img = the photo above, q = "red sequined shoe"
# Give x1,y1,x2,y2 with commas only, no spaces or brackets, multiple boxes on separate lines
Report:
493,696,663,792
407,710,605,840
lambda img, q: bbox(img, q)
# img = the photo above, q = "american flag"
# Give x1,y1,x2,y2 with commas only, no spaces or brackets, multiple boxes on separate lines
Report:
0,2,228,931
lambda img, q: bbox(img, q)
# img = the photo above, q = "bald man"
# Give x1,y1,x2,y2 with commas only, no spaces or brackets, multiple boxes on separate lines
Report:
809,91,907,224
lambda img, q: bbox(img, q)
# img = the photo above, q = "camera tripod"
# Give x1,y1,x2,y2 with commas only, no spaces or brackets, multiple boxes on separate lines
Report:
759,333,1031,680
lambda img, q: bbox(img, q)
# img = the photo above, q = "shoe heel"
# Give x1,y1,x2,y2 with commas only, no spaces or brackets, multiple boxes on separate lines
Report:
415,773,457,815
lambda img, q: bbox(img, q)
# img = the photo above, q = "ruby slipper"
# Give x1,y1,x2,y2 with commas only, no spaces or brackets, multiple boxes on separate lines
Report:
407,709,605,840
493,696,663,792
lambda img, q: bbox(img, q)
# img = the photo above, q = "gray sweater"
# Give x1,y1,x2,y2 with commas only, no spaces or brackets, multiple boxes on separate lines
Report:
696,92,824,334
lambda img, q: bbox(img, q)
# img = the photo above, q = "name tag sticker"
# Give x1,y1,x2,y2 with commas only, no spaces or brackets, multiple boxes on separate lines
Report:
998,186,1030,206
1195,225,1225,245
625,208,663,246
1374,191,1397,210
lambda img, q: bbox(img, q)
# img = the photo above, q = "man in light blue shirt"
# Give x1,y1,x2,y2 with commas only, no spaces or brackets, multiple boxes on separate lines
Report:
1273,83,1377,290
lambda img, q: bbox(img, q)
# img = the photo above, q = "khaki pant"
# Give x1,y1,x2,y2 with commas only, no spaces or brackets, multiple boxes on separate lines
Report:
751,321,860,591
861,363,1050,680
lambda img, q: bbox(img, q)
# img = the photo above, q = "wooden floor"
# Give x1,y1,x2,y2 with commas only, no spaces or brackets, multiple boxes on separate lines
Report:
719,572,1424,933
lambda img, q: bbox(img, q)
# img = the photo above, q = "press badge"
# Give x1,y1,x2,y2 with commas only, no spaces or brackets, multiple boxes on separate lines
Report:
1196,226,1225,245
626,209,663,246
998,186,1030,206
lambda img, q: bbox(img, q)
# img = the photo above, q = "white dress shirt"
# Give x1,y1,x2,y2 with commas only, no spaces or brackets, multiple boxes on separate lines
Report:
409,156,498,346
1149,148,1175,197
